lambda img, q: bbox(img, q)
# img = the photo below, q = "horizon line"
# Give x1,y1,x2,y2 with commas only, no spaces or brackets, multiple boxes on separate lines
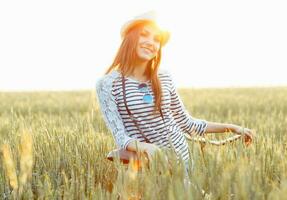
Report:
1,85,287,93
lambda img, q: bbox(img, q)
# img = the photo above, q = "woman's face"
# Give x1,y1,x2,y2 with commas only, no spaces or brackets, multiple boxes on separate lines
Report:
136,23,161,62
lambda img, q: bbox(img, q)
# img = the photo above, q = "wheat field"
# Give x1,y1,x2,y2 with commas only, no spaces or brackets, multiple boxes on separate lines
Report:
0,88,287,199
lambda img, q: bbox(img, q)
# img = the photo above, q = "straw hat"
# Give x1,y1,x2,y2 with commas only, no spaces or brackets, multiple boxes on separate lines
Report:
120,11,170,46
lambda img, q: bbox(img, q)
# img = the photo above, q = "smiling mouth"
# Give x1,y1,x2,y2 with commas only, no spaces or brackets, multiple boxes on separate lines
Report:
141,47,154,54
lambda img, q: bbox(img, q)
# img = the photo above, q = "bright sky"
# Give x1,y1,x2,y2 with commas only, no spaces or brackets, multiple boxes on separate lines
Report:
0,0,286,91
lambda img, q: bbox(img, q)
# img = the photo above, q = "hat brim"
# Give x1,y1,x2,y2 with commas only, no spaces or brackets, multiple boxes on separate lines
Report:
121,19,170,46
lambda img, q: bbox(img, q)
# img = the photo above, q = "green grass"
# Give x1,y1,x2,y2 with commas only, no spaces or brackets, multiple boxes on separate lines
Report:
1,88,287,199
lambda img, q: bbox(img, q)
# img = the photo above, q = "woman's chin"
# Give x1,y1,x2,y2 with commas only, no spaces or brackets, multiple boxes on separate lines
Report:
137,55,154,62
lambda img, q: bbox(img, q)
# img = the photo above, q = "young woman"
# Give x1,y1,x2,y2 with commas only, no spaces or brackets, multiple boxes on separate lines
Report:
96,11,254,177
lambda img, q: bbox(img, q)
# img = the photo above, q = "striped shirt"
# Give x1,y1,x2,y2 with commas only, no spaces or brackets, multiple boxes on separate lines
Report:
96,70,207,162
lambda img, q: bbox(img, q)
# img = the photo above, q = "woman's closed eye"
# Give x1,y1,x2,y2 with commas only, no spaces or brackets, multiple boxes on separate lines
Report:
140,29,161,43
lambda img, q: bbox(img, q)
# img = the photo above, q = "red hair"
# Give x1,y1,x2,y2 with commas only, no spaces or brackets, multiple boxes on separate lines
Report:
106,22,163,114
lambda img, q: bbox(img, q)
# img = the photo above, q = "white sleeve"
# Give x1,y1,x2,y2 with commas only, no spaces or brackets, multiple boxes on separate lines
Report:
95,72,136,149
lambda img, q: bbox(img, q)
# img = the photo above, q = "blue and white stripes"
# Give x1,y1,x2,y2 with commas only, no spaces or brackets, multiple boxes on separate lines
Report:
96,70,207,162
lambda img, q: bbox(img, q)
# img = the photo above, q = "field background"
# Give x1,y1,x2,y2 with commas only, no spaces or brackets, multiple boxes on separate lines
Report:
1,88,287,199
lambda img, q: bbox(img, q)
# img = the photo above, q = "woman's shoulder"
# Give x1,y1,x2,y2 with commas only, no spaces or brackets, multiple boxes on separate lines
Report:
96,70,121,90
158,69,173,80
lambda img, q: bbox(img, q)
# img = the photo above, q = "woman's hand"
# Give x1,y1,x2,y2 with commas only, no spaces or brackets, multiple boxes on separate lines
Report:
126,140,161,159
233,125,255,146
142,143,162,161
126,141,162,164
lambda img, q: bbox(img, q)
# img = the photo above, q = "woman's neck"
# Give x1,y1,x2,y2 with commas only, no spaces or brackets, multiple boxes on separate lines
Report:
130,61,149,82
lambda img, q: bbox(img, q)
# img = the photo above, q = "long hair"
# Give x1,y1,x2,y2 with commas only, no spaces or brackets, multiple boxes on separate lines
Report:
106,22,163,114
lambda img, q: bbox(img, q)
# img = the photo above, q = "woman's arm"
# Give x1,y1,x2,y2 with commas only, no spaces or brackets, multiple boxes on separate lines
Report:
96,74,136,149
166,71,254,142
205,121,253,135
205,122,240,134
205,121,255,143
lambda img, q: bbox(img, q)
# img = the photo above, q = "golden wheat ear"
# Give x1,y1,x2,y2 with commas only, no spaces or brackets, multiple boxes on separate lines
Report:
18,130,33,194
1,144,18,191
